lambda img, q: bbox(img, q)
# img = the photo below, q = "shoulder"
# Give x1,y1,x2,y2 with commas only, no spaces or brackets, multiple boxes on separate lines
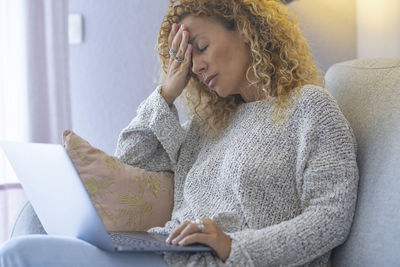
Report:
295,85,337,111
289,85,355,139
290,85,356,150
291,84,343,123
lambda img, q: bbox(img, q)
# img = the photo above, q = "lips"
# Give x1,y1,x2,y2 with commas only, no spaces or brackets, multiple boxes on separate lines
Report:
204,74,217,87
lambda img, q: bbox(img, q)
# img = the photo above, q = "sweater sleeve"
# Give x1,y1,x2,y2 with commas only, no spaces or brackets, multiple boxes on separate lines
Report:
114,85,188,172
224,90,359,266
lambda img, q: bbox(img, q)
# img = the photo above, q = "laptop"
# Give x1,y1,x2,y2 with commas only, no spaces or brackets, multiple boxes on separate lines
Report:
0,141,212,253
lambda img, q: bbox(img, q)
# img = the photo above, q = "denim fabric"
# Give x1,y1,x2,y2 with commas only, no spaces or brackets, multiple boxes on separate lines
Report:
0,235,167,267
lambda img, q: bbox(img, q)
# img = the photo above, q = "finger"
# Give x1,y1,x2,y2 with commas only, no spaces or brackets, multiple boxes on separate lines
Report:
180,43,192,70
171,24,184,56
178,232,210,247
176,30,189,60
169,25,184,69
168,23,178,49
166,220,190,244
171,222,199,245
170,31,190,69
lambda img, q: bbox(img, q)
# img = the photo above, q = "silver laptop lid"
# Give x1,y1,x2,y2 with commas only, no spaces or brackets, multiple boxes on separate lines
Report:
0,141,115,251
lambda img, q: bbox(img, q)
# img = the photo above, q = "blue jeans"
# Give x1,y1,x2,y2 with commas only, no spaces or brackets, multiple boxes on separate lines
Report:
0,235,168,267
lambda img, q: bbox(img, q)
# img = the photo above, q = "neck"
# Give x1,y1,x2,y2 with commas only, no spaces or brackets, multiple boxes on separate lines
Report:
240,85,265,103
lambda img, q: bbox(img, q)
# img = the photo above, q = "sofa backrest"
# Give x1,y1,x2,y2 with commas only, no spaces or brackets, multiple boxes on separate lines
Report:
325,58,400,266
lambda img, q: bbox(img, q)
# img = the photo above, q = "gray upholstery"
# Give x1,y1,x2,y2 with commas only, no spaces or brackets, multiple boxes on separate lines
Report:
325,58,400,267
10,201,46,238
10,58,400,266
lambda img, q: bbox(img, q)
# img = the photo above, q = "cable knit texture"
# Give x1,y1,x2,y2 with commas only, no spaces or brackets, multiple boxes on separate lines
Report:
114,85,359,267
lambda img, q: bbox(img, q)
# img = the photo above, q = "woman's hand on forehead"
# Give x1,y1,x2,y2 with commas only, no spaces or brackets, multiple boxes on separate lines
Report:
161,23,193,106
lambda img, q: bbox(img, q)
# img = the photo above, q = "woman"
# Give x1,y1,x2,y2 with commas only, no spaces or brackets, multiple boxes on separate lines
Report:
0,0,358,266
115,0,358,266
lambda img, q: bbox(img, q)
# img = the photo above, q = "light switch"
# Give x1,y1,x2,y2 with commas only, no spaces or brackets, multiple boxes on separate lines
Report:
68,14,83,44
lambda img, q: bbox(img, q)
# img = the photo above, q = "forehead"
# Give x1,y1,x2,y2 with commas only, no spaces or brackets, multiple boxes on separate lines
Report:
180,15,219,29
180,16,225,42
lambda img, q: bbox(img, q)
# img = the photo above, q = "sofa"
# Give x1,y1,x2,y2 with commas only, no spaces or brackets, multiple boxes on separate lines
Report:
9,58,400,266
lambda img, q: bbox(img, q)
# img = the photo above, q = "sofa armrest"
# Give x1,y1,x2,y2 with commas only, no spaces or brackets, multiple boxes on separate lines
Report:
10,200,47,238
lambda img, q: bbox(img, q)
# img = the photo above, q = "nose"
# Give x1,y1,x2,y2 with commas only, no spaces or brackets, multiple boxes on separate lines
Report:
191,54,207,79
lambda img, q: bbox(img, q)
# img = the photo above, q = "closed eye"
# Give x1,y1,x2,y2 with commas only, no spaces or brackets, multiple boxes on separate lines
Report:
199,45,208,53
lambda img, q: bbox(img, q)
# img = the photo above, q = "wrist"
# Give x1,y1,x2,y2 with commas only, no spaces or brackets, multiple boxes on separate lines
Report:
220,234,232,262
160,86,175,106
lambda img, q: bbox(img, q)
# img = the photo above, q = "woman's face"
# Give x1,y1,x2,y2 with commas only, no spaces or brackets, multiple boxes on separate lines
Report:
180,16,253,100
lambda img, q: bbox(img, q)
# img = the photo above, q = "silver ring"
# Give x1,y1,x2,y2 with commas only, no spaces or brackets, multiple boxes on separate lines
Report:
169,48,177,57
174,55,184,62
192,218,205,233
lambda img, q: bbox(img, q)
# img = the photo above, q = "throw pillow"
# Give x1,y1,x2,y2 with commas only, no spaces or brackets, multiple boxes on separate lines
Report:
62,130,174,231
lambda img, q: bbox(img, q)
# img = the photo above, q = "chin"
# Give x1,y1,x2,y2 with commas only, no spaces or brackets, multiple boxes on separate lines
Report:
213,87,229,98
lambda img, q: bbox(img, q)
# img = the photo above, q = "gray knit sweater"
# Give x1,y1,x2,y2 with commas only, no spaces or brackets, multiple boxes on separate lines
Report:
114,85,359,267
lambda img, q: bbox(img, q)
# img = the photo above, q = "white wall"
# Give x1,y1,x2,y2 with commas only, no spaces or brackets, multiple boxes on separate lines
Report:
68,1,357,154
68,0,169,154
288,0,357,73
357,0,400,58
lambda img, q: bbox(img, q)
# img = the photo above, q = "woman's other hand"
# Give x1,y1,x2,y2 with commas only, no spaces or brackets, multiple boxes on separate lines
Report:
161,23,193,106
166,218,232,262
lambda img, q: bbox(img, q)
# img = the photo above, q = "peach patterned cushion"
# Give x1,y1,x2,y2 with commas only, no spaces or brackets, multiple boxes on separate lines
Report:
62,130,174,231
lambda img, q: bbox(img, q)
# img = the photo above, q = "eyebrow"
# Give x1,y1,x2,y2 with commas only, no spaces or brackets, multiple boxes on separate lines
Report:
189,32,205,44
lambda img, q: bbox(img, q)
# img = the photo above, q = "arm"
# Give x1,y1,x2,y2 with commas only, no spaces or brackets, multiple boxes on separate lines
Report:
114,85,189,172
225,94,359,266
115,22,193,173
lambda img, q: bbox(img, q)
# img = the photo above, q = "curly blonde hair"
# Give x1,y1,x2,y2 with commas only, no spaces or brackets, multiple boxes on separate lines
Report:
157,0,321,133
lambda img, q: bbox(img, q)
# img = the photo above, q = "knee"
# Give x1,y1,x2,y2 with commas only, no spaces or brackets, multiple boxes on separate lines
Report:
0,237,23,267
0,235,42,267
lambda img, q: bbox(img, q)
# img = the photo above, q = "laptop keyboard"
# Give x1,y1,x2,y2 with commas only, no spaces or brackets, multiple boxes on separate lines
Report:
108,232,212,252
109,232,168,251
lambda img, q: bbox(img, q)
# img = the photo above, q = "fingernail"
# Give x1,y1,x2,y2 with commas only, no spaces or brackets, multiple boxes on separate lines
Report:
178,240,183,246
180,24,184,30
